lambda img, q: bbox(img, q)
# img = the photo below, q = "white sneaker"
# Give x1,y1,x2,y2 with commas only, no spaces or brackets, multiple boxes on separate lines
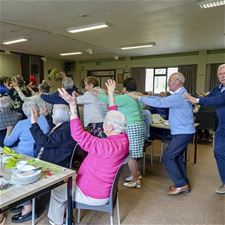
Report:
215,184,225,194
49,219,56,225
123,180,141,188
125,175,142,182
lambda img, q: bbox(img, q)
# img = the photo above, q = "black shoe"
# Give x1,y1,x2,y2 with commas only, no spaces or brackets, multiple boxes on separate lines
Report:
10,205,23,214
11,212,39,223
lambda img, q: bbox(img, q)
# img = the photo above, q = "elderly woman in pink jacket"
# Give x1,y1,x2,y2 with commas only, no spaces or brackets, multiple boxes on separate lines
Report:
48,80,129,225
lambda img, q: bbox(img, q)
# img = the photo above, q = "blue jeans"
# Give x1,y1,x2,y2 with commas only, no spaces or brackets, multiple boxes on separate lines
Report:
214,133,225,183
163,134,194,187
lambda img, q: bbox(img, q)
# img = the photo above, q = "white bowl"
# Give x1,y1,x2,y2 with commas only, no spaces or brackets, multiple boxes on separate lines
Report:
16,161,28,170
11,167,41,185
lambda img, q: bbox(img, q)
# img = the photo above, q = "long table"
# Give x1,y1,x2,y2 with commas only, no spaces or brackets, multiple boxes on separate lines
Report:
0,157,75,225
150,122,199,164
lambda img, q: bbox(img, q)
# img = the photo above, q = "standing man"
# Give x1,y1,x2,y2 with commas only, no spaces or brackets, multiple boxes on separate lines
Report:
186,64,225,194
129,72,195,195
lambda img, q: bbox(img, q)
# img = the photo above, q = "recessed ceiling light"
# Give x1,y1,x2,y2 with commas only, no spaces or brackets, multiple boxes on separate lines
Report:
198,0,225,8
67,22,109,33
60,52,82,56
85,48,93,54
2,38,28,45
121,42,156,50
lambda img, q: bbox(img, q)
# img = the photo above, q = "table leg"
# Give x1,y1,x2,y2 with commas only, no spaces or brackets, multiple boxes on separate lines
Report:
67,177,73,225
32,198,35,225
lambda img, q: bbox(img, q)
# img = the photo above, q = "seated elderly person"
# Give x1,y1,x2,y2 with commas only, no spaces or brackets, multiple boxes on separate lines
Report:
46,84,129,225
30,104,76,167
3,101,49,157
0,96,22,147
11,104,76,223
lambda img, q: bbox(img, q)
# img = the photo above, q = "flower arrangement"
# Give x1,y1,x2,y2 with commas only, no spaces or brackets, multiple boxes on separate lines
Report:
48,68,62,81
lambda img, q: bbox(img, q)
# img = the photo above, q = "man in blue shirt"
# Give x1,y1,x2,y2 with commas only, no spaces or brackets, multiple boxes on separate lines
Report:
129,72,195,195
186,64,225,194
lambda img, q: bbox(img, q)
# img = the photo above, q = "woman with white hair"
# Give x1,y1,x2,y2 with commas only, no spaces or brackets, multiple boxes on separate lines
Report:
29,104,76,167
46,81,129,225
11,104,76,223
3,100,49,156
0,96,21,147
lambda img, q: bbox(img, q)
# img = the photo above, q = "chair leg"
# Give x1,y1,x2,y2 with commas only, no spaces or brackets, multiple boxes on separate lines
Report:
110,216,114,225
150,144,153,167
116,195,120,225
65,208,68,225
77,209,81,223
160,142,165,163
142,152,146,175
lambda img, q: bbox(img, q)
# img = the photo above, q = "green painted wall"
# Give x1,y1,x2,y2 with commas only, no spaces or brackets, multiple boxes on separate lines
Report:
0,52,21,77
76,50,225,93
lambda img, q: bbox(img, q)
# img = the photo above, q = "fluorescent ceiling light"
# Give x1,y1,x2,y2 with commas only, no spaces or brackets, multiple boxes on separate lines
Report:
67,22,109,33
3,38,28,45
121,43,156,50
60,52,82,56
198,0,225,8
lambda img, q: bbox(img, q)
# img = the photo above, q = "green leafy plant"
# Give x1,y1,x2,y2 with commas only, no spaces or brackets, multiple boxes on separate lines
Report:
48,68,62,81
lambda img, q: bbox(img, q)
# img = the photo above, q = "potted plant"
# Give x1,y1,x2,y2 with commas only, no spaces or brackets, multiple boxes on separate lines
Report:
48,68,62,81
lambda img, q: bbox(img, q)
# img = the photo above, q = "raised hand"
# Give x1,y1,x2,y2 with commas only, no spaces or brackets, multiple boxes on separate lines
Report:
58,88,76,105
105,79,116,106
41,103,49,116
105,79,116,96
31,107,38,124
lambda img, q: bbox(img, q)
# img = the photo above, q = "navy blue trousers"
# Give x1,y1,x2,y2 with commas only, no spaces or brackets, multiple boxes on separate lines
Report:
163,134,194,187
214,134,225,184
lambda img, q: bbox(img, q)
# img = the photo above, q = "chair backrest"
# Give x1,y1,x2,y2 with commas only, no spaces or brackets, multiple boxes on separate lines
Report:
69,143,79,169
196,110,218,131
109,156,128,212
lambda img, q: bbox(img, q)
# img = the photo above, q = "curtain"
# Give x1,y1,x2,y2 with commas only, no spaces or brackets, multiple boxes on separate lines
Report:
209,63,221,90
20,54,30,83
130,67,146,92
21,54,44,84
178,65,197,95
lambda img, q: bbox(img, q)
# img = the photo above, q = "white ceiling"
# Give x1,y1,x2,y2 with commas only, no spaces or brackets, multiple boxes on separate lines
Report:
0,0,224,61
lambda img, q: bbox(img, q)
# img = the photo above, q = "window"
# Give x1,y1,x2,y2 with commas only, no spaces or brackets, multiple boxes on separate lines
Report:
145,67,178,94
